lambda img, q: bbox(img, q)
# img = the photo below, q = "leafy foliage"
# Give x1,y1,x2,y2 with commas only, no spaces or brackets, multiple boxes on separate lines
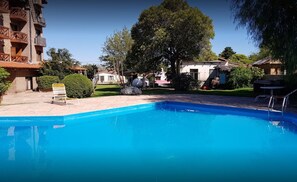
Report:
100,27,133,85
228,67,264,89
219,47,236,59
62,74,93,98
249,46,271,63
231,0,297,75
172,73,199,91
37,76,60,91
129,0,214,77
83,64,98,80
229,54,252,64
40,48,80,80
196,45,218,61
0,67,10,95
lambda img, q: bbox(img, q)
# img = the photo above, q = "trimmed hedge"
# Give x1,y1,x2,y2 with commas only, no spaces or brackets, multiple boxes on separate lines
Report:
62,74,93,98
37,76,60,91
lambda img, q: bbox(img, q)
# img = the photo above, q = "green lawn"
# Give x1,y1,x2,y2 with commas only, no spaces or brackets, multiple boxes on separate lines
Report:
92,84,254,97
92,84,121,97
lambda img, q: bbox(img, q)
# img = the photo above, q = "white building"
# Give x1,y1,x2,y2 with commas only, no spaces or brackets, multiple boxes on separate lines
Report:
180,59,228,86
96,71,126,84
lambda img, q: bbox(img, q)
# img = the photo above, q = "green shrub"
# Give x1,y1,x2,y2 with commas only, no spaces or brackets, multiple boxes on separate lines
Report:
0,67,10,96
62,74,93,98
37,76,60,91
228,67,264,89
172,73,199,91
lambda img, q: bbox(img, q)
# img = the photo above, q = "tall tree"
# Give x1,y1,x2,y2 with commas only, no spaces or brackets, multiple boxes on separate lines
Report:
129,0,214,78
231,0,297,75
41,48,80,79
100,27,134,85
219,47,236,59
249,46,271,63
83,64,98,80
230,54,253,64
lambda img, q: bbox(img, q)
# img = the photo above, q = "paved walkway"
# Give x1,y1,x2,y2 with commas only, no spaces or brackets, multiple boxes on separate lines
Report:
0,91,295,116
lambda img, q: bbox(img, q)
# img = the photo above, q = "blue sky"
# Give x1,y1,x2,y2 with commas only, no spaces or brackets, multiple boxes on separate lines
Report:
43,0,259,64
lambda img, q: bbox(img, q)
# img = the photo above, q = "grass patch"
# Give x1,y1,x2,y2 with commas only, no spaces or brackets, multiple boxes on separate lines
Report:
92,85,254,97
92,84,120,97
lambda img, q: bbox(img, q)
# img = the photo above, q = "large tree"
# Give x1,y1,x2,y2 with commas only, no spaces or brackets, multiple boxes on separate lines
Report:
219,47,236,59
100,27,133,85
41,48,80,79
129,0,214,77
231,0,297,75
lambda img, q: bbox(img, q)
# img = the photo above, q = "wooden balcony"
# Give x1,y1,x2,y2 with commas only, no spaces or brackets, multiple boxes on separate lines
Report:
34,36,46,47
0,26,9,39
0,53,10,62
10,7,27,22
10,31,28,44
0,0,9,13
34,16,46,27
11,55,28,63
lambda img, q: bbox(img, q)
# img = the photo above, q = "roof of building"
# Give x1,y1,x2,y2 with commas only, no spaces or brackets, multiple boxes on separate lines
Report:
0,62,41,69
70,66,87,71
252,57,282,66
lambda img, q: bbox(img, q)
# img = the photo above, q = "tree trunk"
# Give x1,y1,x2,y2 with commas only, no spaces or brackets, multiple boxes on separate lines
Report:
176,59,181,76
170,60,176,79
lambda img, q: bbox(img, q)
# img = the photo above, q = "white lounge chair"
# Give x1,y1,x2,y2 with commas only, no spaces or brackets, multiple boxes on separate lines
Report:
52,83,67,104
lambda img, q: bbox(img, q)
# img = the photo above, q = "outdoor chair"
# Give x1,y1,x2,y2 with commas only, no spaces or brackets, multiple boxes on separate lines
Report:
52,83,67,104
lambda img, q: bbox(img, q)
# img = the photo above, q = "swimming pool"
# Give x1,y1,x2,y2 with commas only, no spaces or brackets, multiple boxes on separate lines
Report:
1,101,297,182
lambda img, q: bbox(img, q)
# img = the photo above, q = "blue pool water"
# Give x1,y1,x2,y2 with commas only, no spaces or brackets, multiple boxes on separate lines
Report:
1,101,297,182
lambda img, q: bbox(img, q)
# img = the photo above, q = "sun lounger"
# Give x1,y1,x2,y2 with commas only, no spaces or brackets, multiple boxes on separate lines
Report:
52,83,67,104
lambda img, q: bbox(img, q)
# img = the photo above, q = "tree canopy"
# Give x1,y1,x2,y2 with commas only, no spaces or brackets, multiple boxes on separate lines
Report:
129,0,214,77
100,27,133,85
229,54,252,64
41,48,80,80
219,47,236,59
231,0,297,75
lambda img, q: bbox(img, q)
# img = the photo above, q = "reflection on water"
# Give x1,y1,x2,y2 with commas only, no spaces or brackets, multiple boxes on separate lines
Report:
1,109,297,182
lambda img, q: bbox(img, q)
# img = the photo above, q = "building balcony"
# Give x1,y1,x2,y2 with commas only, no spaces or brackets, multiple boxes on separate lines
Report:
10,7,27,22
0,53,10,62
0,26,10,39
11,55,28,63
0,0,9,13
34,16,46,27
34,36,46,47
10,31,28,44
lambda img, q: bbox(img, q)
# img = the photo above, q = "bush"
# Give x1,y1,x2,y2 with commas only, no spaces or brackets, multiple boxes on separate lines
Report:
228,67,252,88
228,67,264,89
172,73,199,91
62,74,93,98
0,67,10,96
37,76,60,91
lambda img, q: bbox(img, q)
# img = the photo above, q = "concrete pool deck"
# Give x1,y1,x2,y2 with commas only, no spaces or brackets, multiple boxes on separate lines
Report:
0,91,296,116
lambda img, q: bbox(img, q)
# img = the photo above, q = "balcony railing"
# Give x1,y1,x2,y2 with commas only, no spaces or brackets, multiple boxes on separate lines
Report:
10,7,27,22
0,0,9,13
0,26,9,39
34,16,46,27
0,53,10,62
10,31,28,44
11,55,28,63
34,36,46,47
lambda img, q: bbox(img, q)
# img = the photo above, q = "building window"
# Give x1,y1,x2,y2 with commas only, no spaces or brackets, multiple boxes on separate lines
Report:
108,76,114,81
190,69,199,80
